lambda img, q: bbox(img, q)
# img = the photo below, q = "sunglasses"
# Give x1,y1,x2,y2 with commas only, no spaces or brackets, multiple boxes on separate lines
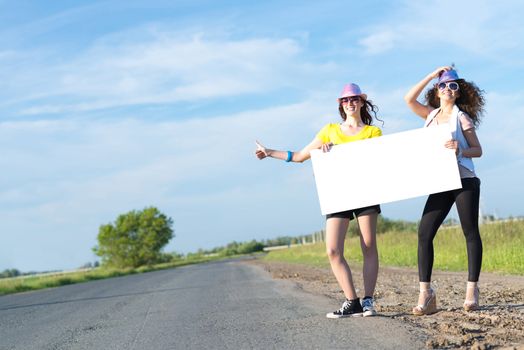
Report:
437,81,459,91
340,96,361,104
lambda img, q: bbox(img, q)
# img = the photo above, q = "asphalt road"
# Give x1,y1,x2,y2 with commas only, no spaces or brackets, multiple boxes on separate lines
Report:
0,259,424,349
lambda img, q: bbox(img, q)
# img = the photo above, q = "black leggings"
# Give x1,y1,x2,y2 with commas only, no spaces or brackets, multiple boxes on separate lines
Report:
418,177,482,282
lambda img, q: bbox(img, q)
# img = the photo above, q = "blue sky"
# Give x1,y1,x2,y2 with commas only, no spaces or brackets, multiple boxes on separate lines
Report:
1,0,523,272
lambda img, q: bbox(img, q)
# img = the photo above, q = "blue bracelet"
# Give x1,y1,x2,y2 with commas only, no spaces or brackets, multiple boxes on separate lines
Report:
285,151,293,162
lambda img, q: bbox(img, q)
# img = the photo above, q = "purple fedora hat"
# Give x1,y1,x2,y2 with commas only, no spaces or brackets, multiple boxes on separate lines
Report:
338,83,367,102
438,69,460,83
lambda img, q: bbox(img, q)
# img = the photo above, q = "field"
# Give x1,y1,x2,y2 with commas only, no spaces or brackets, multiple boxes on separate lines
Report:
2,220,521,299
264,220,524,275
0,255,220,296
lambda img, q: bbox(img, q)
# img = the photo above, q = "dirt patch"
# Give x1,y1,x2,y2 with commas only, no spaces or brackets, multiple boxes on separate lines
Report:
248,259,524,349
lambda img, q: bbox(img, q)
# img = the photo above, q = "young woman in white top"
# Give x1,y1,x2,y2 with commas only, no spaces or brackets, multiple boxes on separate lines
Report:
404,66,485,315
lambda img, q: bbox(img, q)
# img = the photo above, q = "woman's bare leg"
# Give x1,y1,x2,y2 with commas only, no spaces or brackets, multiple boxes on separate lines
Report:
325,217,357,300
357,213,379,297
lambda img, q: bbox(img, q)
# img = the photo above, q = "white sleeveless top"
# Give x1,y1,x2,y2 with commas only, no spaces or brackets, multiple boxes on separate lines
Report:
425,105,477,178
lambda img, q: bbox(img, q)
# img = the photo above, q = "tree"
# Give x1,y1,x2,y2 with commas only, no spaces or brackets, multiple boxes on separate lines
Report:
93,207,174,268
0,268,20,279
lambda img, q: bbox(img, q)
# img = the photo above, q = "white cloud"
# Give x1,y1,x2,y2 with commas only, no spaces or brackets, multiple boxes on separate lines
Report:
3,29,307,116
357,0,524,63
480,91,524,156
359,30,396,55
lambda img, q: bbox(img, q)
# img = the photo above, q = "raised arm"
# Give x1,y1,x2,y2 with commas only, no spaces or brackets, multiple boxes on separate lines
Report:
255,136,324,163
404,66,452,119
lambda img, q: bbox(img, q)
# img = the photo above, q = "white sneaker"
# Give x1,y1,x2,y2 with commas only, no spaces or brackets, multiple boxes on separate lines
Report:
361,297,377,317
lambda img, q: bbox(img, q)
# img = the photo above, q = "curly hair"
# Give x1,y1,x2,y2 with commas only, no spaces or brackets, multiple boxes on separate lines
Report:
338,99,383,126
425,79,485,127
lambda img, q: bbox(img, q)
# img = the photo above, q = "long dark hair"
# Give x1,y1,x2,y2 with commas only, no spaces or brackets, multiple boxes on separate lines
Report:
338,98,383,126
425,79,485,127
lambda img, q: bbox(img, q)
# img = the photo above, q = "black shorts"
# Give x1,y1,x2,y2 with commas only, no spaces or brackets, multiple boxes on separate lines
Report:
326,204,381,221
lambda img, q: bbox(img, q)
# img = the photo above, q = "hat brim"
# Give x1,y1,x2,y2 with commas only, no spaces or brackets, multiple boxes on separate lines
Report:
337,93,367,102
438,77,457,84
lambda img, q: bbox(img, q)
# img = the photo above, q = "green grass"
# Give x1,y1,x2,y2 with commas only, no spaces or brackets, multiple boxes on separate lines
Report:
0,255,225,296
264,220,524,275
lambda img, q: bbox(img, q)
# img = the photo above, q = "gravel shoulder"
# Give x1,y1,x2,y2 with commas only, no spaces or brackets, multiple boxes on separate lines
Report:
247,259,524,349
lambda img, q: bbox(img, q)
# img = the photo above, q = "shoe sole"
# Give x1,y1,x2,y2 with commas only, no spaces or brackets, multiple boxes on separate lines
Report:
412,292,437,316
326,312,364,319
412,307,437,316
363,310,377,317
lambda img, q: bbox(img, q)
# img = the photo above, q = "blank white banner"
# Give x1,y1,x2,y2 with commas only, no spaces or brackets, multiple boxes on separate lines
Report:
310,125,462,215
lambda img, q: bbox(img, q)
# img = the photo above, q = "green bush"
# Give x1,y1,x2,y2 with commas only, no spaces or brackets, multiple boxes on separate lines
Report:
93,207,174,268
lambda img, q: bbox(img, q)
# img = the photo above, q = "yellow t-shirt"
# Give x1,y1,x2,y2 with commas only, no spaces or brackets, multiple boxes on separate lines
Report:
316,123,382,145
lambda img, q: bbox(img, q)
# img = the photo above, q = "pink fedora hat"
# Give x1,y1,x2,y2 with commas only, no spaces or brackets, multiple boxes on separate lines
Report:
338,83,367,102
